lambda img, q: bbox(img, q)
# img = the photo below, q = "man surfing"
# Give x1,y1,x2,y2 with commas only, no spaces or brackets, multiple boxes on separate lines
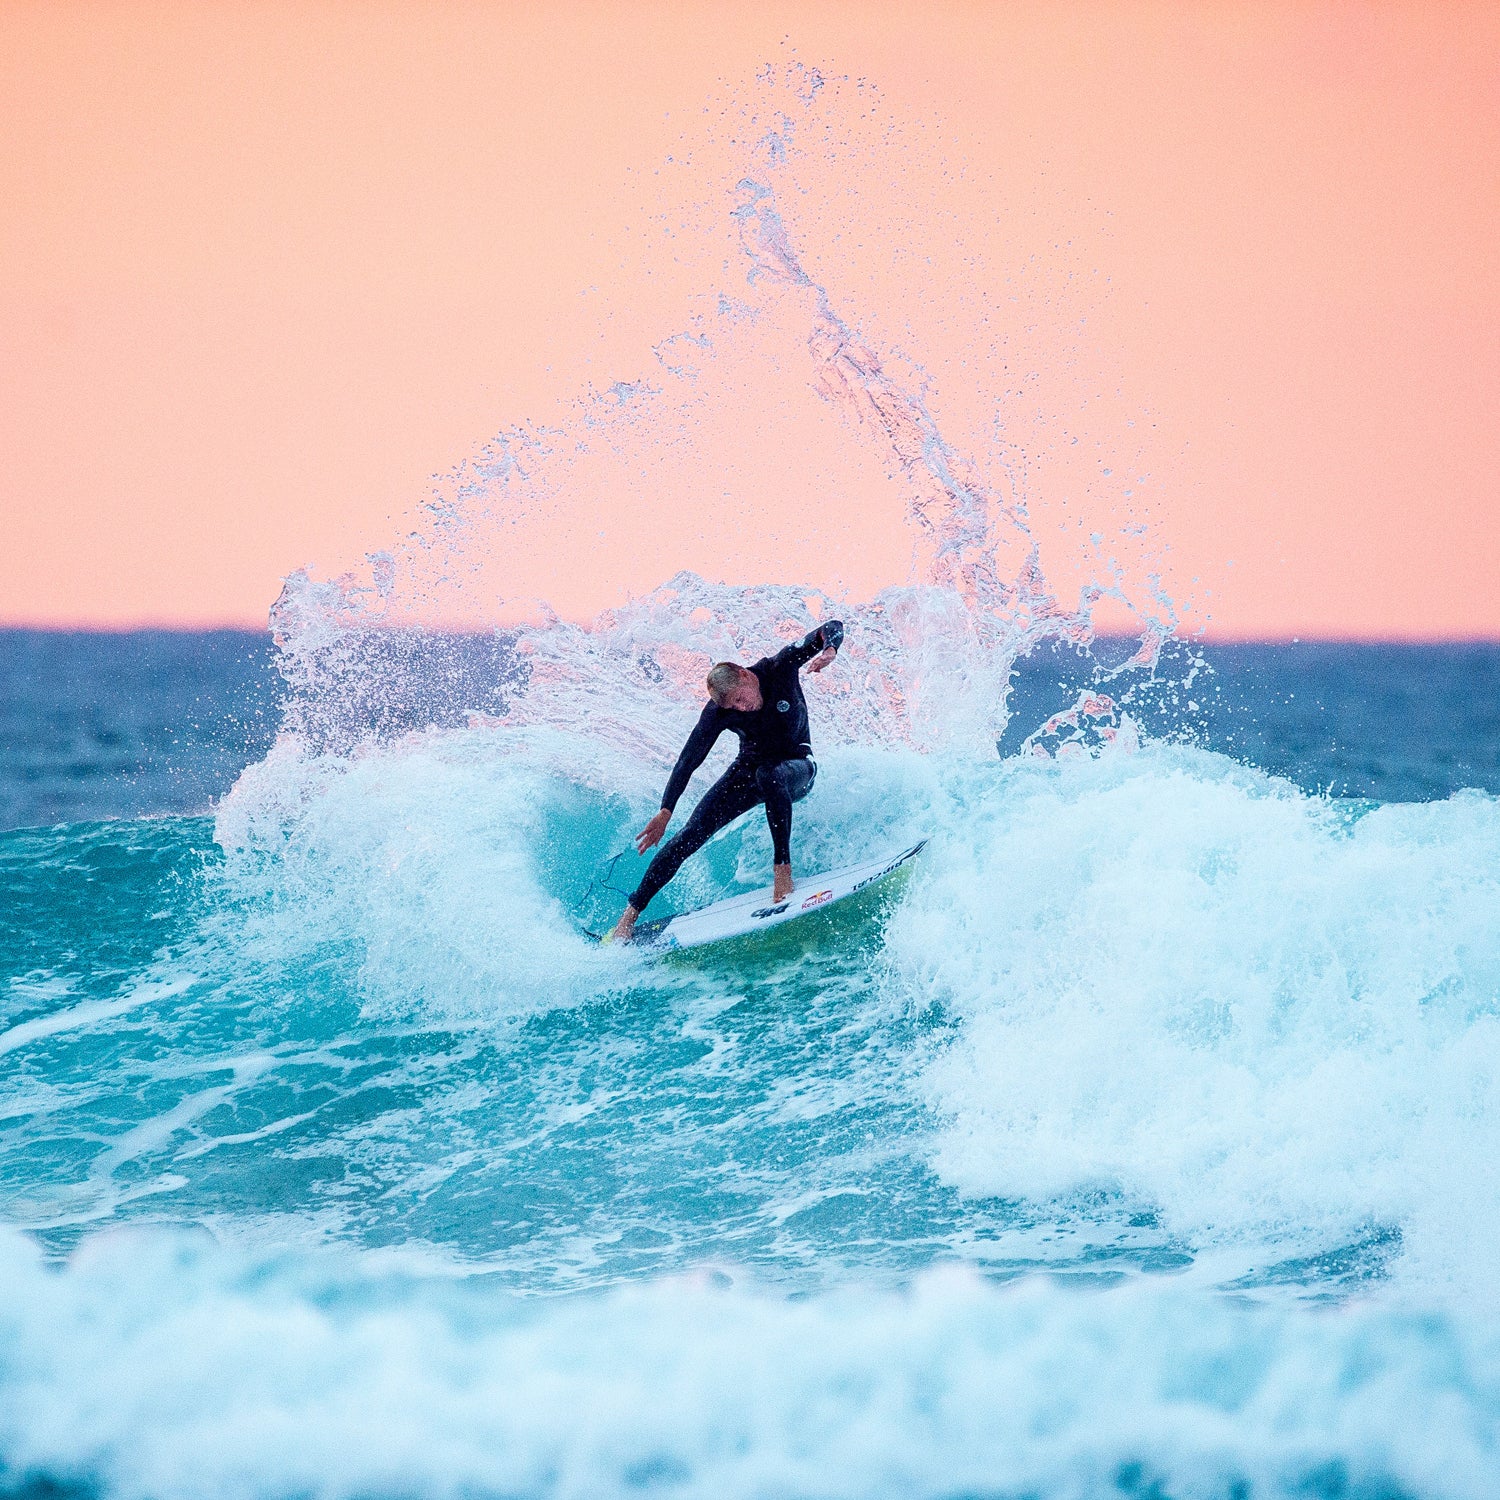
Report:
608,620,844,943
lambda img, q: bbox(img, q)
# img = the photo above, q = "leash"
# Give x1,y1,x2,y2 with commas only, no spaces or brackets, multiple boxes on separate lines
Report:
576,848,637,940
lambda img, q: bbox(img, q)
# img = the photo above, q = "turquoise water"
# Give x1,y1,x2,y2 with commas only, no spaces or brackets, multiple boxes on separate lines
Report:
5,712,1500,1497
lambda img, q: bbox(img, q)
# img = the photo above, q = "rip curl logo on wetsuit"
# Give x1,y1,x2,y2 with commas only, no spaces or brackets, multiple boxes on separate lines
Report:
777,700,790,713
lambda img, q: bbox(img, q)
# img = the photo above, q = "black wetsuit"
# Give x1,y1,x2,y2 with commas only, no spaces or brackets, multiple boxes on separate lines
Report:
629,621,844,913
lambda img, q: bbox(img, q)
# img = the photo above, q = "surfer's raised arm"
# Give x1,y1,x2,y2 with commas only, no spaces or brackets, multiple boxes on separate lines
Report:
608,618,847,944
777,619,844,674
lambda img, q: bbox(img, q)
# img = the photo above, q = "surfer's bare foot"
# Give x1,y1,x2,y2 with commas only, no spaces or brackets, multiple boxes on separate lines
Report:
773,864,794,902
609,905,639,944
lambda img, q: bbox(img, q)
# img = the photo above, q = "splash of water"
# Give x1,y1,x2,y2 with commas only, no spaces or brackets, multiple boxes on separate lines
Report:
263,65,1183,767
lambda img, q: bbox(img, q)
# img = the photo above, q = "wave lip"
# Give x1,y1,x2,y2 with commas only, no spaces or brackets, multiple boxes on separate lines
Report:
212,728,637,1026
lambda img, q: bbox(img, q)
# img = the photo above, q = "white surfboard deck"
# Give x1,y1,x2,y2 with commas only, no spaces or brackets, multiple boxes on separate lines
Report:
622,839,927,953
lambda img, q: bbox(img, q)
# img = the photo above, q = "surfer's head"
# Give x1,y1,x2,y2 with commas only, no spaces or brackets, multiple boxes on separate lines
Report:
707,662,762,712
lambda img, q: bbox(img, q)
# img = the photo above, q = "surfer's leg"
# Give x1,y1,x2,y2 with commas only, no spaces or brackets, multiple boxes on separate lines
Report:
757,757,815,885
628,764,761,914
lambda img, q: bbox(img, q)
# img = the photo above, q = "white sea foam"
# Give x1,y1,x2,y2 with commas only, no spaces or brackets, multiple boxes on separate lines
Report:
212,728,671,1025
1,1227,1497,1500
0,974,195,1057
882,746,1500,1300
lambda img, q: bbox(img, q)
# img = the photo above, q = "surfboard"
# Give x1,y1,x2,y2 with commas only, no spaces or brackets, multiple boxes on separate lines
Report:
617,839,926,953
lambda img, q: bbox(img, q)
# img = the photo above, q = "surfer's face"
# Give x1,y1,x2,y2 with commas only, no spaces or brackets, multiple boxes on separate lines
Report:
722,669,762,713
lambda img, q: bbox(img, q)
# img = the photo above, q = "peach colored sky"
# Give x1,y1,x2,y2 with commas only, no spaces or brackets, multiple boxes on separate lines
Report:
3,1,1497,638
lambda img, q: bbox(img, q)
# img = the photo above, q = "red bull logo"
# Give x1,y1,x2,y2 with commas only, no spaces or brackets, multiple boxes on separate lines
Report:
801,889,833,910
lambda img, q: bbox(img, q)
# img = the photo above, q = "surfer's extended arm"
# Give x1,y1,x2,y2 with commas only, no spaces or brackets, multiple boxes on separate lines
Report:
634,704,724,856
660,702,726,816
776,619,845,672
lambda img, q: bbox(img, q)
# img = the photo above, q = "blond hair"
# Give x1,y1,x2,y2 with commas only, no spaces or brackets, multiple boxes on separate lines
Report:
706,662,742,704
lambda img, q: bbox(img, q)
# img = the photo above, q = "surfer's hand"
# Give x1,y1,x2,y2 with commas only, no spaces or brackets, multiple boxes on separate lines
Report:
637,809,671,854
807,647,836,673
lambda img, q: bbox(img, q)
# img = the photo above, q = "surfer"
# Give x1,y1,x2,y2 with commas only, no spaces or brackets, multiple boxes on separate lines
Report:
608,620,844,943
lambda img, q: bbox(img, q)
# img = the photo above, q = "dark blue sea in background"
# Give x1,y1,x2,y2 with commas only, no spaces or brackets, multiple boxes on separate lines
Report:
5,628,1500,1500
5,630,1499,830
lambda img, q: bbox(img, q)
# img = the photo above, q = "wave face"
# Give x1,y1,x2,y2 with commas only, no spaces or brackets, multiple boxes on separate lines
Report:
6,63,1500,1500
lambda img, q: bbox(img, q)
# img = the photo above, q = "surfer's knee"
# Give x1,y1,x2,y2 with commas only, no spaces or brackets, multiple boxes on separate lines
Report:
756,762,791,799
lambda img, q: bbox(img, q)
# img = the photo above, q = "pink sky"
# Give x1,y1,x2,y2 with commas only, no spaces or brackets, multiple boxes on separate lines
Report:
3,1,1497,638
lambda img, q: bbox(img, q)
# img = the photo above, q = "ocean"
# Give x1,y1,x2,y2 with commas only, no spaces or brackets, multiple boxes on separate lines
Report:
4,627,1500,1498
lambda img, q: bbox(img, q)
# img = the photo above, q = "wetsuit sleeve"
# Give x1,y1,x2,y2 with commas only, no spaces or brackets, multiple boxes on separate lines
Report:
774,619,845,670
660,702,724,813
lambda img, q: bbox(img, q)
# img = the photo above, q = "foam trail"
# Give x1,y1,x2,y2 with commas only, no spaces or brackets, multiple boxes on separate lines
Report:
0,976,193,1057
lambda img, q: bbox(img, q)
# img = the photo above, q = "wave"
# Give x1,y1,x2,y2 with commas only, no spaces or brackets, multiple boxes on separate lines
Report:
885,748,1500,1301
212,728,634,1026
2,1226,1496,1500
198,719,1500,1302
